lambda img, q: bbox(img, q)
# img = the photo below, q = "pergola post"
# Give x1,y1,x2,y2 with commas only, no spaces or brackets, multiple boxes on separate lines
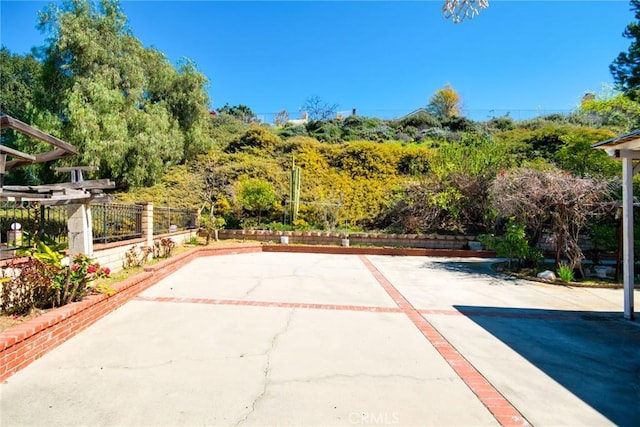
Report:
622,158,635,320
67,203,93,257
594,130,640,321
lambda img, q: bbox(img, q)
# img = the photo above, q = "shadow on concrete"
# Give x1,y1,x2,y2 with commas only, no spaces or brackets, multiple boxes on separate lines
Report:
422,259,520,283
454,305,640,427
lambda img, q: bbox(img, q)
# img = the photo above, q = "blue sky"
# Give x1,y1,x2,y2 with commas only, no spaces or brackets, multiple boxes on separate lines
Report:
0,1,633,121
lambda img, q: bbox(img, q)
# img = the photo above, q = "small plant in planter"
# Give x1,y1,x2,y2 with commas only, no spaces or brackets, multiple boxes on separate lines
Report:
154,238,176,258
124,245,153,269
1,241,111,315
557,263,575,283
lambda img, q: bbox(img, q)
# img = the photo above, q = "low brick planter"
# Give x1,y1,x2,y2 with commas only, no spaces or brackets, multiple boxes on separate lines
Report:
0,243,493,382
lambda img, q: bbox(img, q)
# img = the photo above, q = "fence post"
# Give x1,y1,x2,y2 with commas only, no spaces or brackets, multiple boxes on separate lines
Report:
67,203,93,256
139,202,154,249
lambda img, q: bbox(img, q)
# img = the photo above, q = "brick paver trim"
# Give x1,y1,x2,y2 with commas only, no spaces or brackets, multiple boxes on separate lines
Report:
358,255,530,427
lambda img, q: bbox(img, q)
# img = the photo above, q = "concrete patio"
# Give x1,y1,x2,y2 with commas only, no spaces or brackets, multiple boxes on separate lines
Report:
1,252,638,426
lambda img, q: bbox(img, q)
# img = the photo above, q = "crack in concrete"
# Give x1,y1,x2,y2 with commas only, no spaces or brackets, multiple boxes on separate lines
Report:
242,279,266,298
234,309,295,427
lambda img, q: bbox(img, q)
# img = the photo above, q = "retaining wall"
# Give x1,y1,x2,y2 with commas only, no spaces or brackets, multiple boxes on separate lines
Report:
218,230,477,249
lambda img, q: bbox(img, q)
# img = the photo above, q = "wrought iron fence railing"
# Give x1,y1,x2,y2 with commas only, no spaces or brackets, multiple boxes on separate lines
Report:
0,202,196,256
91,203,143,244
153,206,197,235
0,201,68,249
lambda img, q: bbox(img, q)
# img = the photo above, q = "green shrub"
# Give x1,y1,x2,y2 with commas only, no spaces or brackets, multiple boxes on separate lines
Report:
0,251,111,315
557,263,575,282
478,219,531,271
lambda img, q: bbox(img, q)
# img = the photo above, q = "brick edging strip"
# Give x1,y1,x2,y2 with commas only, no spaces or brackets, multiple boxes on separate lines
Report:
263,244,496,258
0,243,492,382
357,255,530,427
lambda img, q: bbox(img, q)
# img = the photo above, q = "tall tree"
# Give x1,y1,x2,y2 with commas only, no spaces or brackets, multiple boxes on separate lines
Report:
0,48,63,185
610,0,640,101
427,84,462,118
0,48,42,120
36,0,211,188
217,104,257,123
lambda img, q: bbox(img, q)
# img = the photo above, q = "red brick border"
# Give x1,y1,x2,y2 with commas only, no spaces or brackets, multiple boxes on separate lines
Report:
135,295,402,313
358,255,530,427
263,244,496,258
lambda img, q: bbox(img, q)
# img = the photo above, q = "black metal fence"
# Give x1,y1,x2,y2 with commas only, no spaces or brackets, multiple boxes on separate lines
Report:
153,206,198,235
91,203,143,244
0,202,196,254
0,201,68,248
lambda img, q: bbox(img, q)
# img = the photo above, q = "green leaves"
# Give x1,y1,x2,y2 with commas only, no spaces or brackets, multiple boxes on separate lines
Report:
34,0,211,188
238,178,277,224
610,0,640,101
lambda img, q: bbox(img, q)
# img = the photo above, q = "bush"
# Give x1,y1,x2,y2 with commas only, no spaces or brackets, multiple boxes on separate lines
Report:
124,245,153,269
0,253,111,315
154,238,176,258
478,219,533,271
557,263,575,282
396,111,441,130
226,126,282,153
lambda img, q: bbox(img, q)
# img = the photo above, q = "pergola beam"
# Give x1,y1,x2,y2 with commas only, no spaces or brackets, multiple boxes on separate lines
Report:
0,145,36,162
0,115,78,155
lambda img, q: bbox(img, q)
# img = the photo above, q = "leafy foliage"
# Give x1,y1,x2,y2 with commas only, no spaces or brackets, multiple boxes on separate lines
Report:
237,178,278,224
34,0,211,188
557,263,575,282
217,103,258,123
479,219,536,271
578,90,640,133
427,84,461,118
0,243,111,315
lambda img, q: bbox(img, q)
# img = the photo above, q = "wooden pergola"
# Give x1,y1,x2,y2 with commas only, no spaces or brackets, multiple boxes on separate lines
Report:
0,114,114,204
594,130,640,321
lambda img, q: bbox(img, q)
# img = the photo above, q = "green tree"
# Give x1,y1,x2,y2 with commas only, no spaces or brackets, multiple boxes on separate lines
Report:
238,178,277,224
610,0,640,101
578,90,640,133
0,48,42,120
217,104,257,123
0,48,57,185
554,129,619,178
35,0,210,188
427,84,462,118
